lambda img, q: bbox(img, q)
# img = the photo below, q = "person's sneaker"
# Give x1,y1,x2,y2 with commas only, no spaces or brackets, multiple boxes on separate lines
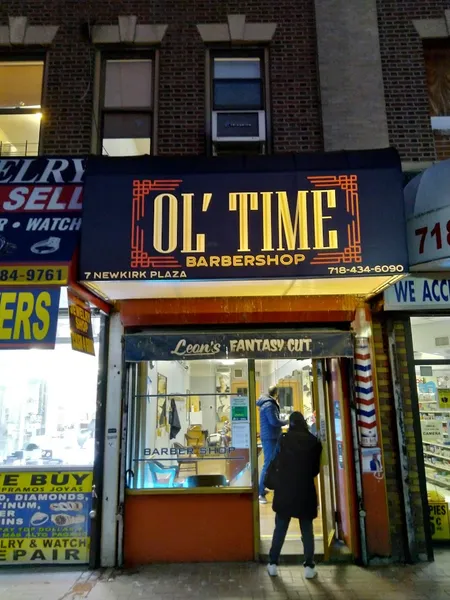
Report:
304,566,317,579
267,564,278,577
259,495,268,504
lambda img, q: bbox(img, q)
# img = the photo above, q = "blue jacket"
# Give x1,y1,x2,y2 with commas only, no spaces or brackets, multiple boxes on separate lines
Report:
257,394,287,441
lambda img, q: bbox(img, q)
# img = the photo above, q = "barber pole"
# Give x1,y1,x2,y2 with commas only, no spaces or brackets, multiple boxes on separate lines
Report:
355,338,378,448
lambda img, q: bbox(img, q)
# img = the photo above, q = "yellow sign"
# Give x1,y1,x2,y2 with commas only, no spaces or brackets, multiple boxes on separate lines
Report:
429,502,450,540
439,389,450,409
0,470,92,565
0,265,69,287
0,288,60,349
0,265,68,285
0,537,90,564
0,471,92,493
68,291,95,356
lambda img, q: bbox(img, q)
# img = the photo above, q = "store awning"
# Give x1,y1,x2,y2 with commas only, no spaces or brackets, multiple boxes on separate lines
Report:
78,148,408,301
406,159,450,271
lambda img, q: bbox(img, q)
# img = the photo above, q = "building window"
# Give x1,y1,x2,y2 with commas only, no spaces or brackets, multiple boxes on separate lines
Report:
0,61,44,157
212,57,263,110
424,46,450,127
101,58,153,156
210,55,268,155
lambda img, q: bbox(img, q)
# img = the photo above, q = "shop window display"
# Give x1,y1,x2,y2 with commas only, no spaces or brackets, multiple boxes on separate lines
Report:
126,359,252,490
0,313,101,468
126,356,315,492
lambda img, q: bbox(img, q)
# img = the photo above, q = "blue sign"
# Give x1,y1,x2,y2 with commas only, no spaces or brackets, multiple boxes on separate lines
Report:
124,331,354,361
0,157,85,266
419,381,437,395
0,287,60,349
79,149,408,282
385,277,450,311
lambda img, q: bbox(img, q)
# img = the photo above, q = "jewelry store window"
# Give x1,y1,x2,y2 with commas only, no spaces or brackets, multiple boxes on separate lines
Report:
125,358,253,490
0,292,101,468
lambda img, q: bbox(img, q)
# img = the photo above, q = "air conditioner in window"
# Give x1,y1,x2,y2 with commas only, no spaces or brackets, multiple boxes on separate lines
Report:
212,110,266,142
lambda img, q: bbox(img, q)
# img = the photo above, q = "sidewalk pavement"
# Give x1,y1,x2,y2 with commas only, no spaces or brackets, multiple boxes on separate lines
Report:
3,550,450,600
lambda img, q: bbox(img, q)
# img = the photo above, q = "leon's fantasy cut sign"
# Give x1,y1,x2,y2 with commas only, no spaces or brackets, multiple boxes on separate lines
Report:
124,331,354,361
79,150,408,281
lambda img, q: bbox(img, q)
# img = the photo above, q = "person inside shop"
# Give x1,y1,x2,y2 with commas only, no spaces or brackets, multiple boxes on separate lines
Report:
267,411,322,580
257,385,288,504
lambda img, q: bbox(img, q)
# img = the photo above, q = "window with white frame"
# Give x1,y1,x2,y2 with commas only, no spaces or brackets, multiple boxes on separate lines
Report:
101,58,153,156
0,61,44,157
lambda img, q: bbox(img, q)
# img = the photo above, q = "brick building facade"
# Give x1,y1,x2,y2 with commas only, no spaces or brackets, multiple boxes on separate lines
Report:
0,0,446,566
0,0,321,156
0,0,447,162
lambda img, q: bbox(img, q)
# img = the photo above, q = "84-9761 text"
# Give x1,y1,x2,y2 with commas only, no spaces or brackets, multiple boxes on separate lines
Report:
0,266,67,284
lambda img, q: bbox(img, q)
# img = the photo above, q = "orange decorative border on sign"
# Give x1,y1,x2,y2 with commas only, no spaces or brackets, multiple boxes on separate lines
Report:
131,179,183,269
307,174,361,265
131,175,361,270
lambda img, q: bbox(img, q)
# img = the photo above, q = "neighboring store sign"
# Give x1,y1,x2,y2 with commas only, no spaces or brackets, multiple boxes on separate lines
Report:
0,157,85,284
124,331,354,362
429,502,450,540
68,290,95,356
385,277,450,310
408,204,450,267
0,287,60,349
0,470,92,564
79,149,408,282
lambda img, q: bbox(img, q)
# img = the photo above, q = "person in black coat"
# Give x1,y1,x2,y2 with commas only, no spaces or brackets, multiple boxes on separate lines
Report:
267,411,322,579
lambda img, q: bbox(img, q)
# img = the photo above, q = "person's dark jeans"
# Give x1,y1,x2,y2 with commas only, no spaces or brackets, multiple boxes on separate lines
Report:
269,513,315,567
259,438,277,497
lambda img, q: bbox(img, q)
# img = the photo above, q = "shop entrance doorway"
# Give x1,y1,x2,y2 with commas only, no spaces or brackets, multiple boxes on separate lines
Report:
255,358,358,562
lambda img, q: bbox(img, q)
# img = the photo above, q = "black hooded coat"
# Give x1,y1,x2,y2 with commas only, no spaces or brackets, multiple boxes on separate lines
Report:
272,424,322,520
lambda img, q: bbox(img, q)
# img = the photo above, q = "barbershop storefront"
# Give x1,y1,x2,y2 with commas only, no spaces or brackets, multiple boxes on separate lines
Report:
76,148,412,566
0,157,109,567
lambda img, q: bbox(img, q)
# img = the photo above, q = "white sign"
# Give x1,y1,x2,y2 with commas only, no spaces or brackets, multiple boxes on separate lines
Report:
421,420,442,441
408,204,450,266
384,277,450,310
231,422,250,449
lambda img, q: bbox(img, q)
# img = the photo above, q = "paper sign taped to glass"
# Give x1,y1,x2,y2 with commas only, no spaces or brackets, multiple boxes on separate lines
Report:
421,420,443,441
